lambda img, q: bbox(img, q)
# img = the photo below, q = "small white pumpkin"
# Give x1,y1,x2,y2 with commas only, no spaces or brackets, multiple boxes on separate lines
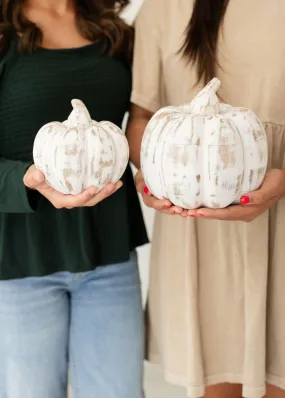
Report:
33,99,129,195
141,78,268,209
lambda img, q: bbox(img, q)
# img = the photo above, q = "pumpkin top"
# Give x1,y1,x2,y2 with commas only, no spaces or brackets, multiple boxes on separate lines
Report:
189,77,221,116
66,99,92,130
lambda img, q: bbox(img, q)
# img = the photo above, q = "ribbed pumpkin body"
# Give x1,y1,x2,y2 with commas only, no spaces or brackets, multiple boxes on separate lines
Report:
141,79,268,209
33,100,129,195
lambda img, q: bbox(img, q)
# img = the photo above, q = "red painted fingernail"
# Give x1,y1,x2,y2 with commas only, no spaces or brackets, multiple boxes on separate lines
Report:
197,213,204,217
240,196,250,205
143,186,149,195
189,215,195,218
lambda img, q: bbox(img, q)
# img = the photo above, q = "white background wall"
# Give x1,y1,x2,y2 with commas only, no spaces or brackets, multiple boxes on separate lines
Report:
122,0,155,305
121,0,144,24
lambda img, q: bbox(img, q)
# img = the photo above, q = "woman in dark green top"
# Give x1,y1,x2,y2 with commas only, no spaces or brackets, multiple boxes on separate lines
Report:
0,0,148,397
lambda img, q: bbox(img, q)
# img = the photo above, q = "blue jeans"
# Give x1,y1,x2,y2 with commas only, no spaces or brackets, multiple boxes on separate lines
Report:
0,252,144,398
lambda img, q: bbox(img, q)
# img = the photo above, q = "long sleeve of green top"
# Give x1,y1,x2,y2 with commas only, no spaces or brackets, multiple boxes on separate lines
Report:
0,39,38,213
0,158,38,213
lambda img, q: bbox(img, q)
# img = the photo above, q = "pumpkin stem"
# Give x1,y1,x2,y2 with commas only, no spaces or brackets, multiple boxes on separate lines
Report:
189,77,221,116
67,99,92,129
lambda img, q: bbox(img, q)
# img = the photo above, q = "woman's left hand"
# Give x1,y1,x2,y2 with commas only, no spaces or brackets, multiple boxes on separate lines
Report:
187,169,285,222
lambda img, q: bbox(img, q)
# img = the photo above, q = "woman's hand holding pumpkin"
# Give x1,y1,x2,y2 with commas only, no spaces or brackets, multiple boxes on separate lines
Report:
136,168,285,222
135,169,186,216
187,169,285,222
24,165,122,209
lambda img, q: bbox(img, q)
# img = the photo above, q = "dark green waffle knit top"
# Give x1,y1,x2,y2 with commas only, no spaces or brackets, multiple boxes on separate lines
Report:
0,35,148,280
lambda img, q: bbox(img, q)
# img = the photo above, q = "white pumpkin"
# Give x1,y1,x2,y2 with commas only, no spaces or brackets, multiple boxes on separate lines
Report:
141,78,268,209
33,99,129,195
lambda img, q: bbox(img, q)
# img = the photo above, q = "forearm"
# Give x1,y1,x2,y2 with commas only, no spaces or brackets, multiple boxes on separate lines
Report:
0,158,38,213
126,105,152,169
126,119,147,169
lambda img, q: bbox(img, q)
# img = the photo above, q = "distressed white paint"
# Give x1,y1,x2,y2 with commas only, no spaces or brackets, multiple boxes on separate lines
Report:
33,99,129,195
141,78,268,209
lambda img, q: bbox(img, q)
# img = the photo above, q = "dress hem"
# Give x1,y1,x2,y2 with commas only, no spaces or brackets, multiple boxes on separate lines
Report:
164,371,266,398
146,356,267,398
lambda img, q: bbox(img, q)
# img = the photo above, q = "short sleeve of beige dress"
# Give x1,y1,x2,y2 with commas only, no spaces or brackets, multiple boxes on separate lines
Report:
131,0,285,397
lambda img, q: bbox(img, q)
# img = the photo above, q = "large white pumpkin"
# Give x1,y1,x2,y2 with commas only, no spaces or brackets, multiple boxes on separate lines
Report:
141,78,268,209
33,99,129,195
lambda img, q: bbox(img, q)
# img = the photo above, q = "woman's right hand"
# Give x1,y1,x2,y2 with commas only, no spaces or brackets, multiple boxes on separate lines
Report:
24,165,122,209
135,169,186,216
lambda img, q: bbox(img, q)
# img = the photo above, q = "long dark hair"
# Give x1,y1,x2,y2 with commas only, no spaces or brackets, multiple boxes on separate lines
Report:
181,0,230,84
0,0,134,64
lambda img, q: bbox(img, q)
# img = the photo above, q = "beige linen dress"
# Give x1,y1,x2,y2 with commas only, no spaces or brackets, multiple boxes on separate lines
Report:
131,0,285,397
